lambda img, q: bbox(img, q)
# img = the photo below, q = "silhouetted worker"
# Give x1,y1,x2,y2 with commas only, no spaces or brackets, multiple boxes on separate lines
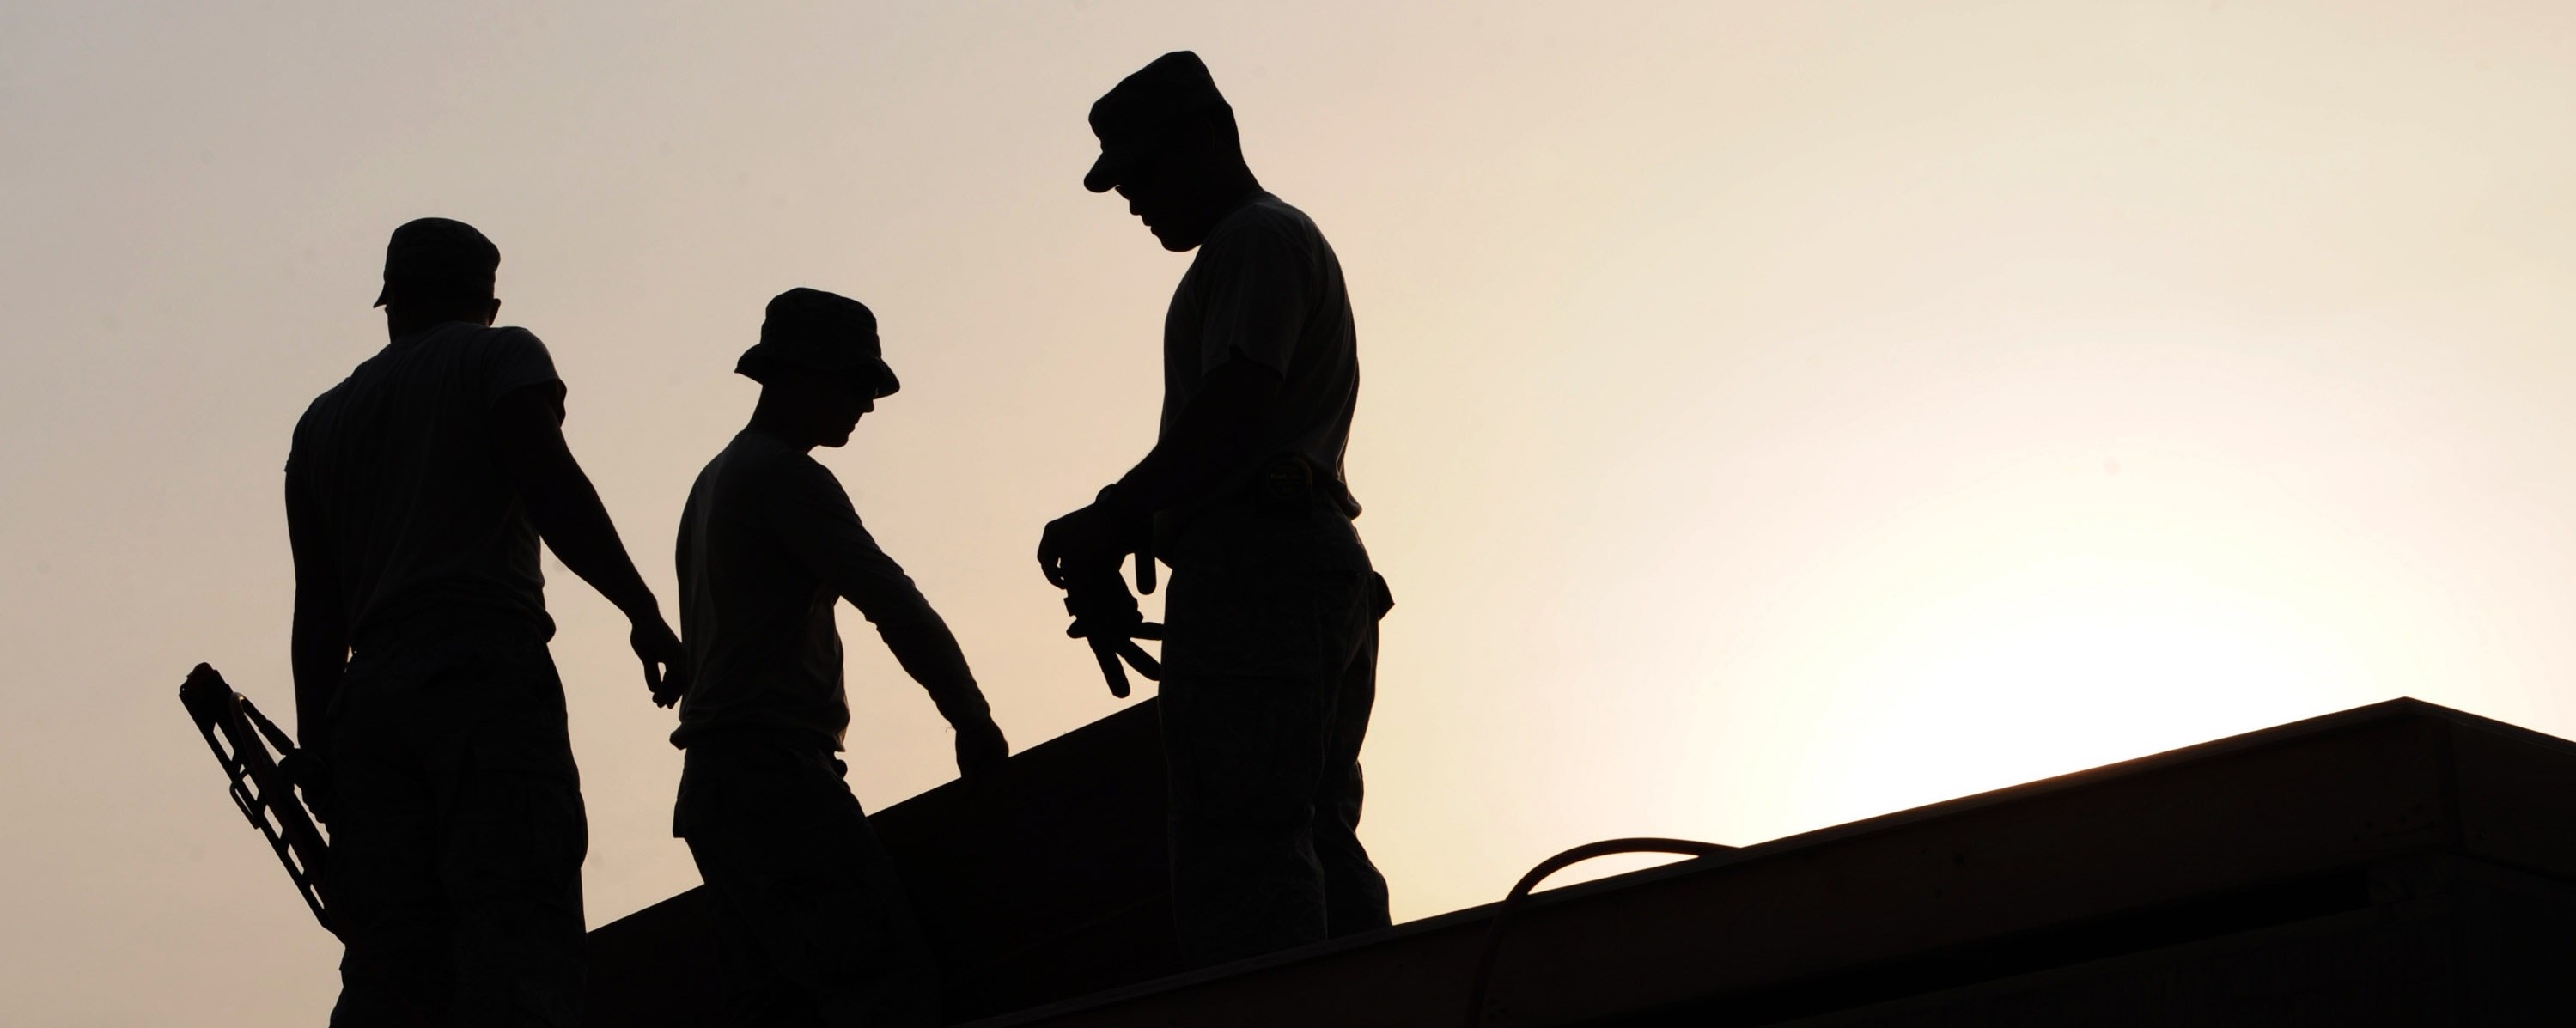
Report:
672,288,1009,1026
1038,51,1394,966
284,217,688,1026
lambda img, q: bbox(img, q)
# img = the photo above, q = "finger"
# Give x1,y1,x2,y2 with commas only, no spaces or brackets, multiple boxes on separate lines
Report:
1115,641,1162,681
1090,642,1131,698
1132,621,1165,641
1135,552,1156,596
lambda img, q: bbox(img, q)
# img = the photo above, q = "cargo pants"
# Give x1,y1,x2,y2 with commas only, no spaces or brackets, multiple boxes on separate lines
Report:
1158,477,1394,967
674,734,941,1028
323,625,588,1027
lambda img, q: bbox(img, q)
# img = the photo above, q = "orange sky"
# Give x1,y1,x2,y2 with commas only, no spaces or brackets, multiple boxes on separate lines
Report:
5,2,2574,1023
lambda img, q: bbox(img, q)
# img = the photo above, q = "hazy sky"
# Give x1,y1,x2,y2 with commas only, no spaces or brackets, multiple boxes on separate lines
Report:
6,1,2574,1023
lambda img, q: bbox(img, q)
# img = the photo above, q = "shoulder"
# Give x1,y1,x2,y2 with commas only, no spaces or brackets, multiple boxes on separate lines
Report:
466,325,554,362
456,324,562,402
717,433,844,501
289,370,360,439
285,382,347,469
1206,194,1319,250
1197,196,1335,282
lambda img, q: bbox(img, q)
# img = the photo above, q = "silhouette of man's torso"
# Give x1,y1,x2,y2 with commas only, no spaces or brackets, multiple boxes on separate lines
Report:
1156,192,1361,544
671,428,961,752
286,320,562,648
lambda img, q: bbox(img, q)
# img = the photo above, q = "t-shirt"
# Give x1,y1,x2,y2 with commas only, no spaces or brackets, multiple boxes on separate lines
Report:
671,428,984,751
284,321,563,648
1159,192,1361,526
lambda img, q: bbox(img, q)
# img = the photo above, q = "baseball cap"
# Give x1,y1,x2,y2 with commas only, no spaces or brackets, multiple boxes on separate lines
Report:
735,288,901,398
373,217,499,308
1083,51,1232,193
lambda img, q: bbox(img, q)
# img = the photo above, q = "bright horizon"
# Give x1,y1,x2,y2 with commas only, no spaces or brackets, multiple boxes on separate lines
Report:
7,2,2576,1023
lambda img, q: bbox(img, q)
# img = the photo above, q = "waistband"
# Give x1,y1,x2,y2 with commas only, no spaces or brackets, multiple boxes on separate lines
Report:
350,605,554,660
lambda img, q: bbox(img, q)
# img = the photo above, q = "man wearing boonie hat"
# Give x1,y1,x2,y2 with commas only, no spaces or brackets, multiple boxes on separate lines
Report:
670,288,1009,1025
284,216,689,1025
1036,51,1394,966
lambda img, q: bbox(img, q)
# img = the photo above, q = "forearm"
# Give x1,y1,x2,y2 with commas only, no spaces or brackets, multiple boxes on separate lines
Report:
491,386,661,621
525,478,660,619
875,607,990,725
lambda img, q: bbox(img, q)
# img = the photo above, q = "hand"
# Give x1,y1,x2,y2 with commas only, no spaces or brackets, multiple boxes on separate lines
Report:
953,716,1010,782
278,748,334,826
1063,564,1162,698
1037,502,1120,589
1036,488,1154,594
629,616,689,708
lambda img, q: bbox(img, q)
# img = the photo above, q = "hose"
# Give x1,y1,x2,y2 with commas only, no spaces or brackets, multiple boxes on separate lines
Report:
1465,837,1737,1027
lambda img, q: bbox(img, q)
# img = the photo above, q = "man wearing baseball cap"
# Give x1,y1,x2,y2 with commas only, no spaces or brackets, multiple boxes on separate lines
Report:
1038,51,1393,965
671,288,1009,1025
284,216,689,1025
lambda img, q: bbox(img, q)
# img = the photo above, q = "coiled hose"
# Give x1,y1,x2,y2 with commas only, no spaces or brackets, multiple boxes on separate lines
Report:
1465,837,1737,1027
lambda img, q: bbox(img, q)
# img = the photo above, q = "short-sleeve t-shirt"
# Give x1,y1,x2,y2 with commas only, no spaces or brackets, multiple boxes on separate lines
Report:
1160,192,1361,518
285,321,563,648
671,429,979,751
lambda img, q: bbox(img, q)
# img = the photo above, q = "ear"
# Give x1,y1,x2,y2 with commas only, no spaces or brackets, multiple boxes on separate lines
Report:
481,298,502,327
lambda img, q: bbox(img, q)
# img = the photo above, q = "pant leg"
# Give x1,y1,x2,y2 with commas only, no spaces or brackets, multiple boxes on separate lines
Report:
327,657,456,1027
1160,668,1335,965
430,648,588,1028
1160,526,1380,965
328,640,587,1028
1316,616,1390,938
676,739,940,1028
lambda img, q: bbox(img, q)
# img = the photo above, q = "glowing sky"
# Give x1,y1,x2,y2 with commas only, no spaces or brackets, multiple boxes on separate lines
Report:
5,2,2574,1023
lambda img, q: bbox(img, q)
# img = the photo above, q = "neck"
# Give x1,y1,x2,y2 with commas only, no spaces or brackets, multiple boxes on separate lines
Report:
1205,167,1262,217
1167,168,1264,251
746,404,821,453
386,308,486,342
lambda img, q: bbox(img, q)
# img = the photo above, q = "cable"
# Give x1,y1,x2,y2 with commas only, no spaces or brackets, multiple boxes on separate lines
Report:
1464,837,1736,1028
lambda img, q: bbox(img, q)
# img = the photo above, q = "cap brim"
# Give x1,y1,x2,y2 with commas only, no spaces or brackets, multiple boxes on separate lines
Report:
861,358,900,399
1083,147,1138,193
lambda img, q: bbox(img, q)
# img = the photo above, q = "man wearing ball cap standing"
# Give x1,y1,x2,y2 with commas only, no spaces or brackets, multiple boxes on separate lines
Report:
671,288,1008,1025
285,216,689,1025
1037,51,1394,965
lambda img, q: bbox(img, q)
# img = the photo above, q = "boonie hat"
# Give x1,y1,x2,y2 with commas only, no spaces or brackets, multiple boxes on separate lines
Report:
736,288,900,398
374,217,499,308
1083,51,1232,193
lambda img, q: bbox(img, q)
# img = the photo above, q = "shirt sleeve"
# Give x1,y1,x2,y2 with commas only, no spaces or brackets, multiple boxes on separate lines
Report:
478,327,566,407
1195,216,1314,377
758,457,990,723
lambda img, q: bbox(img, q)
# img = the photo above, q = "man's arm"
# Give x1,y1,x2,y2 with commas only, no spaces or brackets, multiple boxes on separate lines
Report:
1035,356,1281,587
771,471,1008,778
283,465,347,744
490,383,687,706
1041,216,1307,587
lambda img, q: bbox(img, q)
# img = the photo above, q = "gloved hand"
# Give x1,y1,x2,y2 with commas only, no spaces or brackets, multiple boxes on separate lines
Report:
1037,485,1156,595
1063,561,1161,698
278,747,335,826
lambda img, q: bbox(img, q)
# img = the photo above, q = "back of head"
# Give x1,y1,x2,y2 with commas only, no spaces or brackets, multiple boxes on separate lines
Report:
375,217,500,320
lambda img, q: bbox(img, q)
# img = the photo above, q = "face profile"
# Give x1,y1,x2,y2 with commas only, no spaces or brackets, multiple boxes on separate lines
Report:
1114,150,1191,250
802,374,876,448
